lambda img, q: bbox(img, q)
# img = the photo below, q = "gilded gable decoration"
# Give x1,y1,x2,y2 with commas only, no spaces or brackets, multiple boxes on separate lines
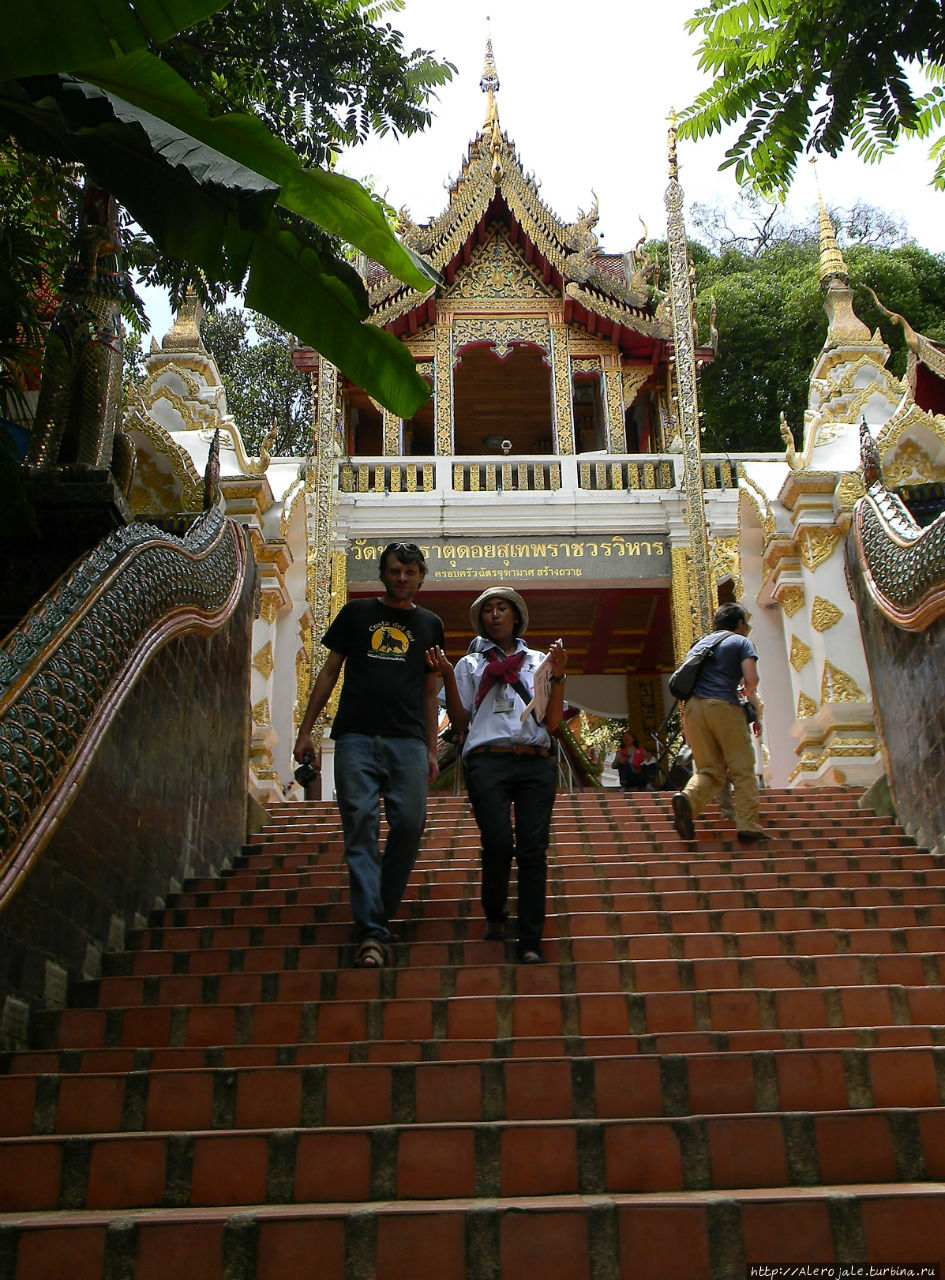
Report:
444,225,557,304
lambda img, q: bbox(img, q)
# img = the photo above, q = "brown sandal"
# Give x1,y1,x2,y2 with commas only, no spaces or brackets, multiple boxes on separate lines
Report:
355,939,387,968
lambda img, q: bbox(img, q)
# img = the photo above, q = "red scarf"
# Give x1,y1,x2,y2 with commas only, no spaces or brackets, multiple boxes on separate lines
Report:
474,648,527,710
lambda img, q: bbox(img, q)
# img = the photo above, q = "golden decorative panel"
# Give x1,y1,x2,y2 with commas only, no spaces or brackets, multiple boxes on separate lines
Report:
251,698,271,728
622,367,650,409
797,691,818,719
434,324,453,455
443,224,557,302
778,586,805,618
383,407,401,456
253,642,274,680
810,597,843,632
603,366,625,454
670,545,696,661
798,527,840,571
550,323,575,455
789,636,812,672
821,661,867,703
884,437,945,486
453,315,550,358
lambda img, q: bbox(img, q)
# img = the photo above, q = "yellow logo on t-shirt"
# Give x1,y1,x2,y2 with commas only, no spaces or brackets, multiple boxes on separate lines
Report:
371,624,410,656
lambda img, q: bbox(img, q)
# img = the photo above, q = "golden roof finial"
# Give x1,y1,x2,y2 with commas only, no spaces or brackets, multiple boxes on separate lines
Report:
480,34,503,184
813,159,848,286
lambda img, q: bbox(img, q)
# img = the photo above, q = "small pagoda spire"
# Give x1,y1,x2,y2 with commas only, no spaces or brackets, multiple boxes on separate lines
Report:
480,36,503,183
813,161,849,286
162,286,207,353
812,161,871,343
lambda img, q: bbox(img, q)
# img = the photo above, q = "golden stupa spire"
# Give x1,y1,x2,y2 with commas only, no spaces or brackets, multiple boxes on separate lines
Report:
480,36,503,183
811,160,871,343
813,160,849,286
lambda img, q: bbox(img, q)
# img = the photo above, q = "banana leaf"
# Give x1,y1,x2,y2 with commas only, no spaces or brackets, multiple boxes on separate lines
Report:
79,49,440,294
0,0,230,81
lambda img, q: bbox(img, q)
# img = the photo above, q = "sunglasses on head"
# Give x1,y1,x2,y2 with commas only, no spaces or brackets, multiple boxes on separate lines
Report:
384,542,421,555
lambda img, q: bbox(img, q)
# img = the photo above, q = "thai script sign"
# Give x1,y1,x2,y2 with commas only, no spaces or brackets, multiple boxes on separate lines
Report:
348,536,668,583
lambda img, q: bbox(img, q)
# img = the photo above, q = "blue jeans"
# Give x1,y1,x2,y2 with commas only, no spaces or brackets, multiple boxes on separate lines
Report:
334,734,429,946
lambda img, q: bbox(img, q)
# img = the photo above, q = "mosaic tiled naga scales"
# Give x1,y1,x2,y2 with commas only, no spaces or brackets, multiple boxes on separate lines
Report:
852,420,945,630
0,504,249,905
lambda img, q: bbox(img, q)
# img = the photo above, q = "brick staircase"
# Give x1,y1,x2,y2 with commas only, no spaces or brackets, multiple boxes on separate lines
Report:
2,788,945,1278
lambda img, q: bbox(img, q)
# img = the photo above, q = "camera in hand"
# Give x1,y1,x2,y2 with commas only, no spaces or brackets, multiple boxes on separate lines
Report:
294,752,320,787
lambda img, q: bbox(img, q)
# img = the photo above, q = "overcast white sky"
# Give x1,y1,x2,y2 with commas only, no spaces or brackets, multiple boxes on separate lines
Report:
143,0,944,340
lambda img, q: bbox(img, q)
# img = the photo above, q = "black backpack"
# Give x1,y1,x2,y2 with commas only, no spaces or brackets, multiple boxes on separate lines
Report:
668,632,726,702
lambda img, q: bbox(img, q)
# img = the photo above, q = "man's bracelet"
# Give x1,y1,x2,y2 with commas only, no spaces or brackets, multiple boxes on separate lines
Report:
550,674,567,685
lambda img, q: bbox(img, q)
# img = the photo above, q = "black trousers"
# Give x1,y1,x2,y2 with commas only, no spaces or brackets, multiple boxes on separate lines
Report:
463,752,557,952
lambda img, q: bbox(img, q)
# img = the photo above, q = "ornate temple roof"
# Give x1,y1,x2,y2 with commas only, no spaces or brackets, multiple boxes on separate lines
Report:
367,42,682,359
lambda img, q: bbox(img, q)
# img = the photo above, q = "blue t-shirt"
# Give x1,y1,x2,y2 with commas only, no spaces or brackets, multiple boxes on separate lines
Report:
690,630,757,705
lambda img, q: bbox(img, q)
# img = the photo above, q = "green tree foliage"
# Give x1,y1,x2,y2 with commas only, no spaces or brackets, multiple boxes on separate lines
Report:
0,0,447,416
666,206,945,452
203,308,314,457
678,0,945,197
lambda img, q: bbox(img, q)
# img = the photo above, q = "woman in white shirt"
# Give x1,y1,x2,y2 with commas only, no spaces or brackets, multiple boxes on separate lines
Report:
427,587,568,963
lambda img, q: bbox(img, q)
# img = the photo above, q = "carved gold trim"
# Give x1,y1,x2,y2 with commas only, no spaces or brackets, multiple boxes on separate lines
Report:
124,406,203,512
810,597,843,632
622,367,650,408
712,536,741,600
453,315,550,358
737,469,777,542
252,698,271,728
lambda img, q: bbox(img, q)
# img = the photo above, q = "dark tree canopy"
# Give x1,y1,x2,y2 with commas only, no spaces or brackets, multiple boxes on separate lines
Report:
678,0,945,197
203,308,314,457
658,208,945,452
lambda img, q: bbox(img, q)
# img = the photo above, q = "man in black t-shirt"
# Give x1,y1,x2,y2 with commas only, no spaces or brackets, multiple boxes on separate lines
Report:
294,542,445,968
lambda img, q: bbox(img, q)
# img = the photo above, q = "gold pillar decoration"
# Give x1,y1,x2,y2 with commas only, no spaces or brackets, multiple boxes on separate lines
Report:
382,407,402,456
603,365,625,453
550,322,575,455
434,321,454,455
670,545,696,660
300,354,338,728
665,113,713,638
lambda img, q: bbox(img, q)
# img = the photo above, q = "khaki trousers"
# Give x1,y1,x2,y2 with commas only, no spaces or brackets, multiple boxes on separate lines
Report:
681,697,763,834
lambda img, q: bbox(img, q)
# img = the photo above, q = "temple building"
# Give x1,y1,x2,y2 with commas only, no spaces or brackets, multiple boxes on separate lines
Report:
124,44,945,809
